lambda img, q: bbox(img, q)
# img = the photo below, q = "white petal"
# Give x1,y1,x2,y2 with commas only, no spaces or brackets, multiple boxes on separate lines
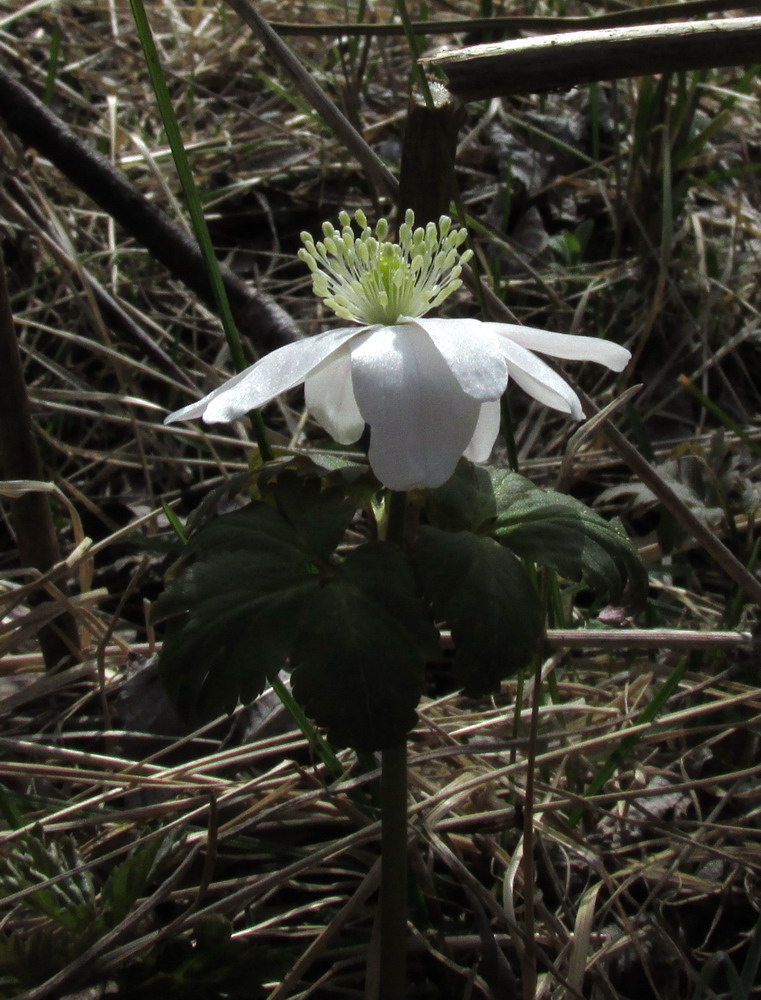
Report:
410,316,508,401
463,400,501,463
164,325,363,425
164,364,256,424
498,337,584,419
485,323,631,372
304,347,365,444
350,325,481,490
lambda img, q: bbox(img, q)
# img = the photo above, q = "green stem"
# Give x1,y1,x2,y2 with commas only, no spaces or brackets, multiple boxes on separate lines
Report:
385,487,408,544
376,488,410,999
379,740,409,1000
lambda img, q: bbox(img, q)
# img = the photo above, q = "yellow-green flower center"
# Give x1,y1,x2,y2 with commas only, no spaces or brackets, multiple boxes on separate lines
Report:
299,209,472,326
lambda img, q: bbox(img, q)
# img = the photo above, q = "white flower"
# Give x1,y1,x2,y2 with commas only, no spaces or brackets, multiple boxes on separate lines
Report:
166,210,630,491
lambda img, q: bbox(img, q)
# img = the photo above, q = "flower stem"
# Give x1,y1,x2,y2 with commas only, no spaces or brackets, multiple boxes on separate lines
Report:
379,739,409,1000
385,486,408,545
376,488,410,1000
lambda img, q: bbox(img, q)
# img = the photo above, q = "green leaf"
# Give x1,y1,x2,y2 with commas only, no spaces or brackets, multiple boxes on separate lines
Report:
427,462,646,604
290,543,437,751
491,490,646,603
288,448,368,477
424,460,503,532
155,484,436,747
414,527,542,696
0,833,95,933
100,828,184,927
267,474,359,562
155,503,323,722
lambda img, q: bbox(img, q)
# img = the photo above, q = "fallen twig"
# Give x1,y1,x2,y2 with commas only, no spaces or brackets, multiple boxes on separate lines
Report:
0,64,300,352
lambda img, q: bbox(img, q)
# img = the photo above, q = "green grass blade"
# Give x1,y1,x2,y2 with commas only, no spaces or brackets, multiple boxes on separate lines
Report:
128,0,272,461
43,19,62,107
162,502,188,545
0,782,22,830
269,674,344,781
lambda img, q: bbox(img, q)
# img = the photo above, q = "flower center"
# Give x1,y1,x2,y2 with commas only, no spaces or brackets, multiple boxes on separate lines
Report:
298,209,473,326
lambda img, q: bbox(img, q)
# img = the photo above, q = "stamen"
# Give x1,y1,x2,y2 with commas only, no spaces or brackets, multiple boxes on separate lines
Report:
298,209,472,326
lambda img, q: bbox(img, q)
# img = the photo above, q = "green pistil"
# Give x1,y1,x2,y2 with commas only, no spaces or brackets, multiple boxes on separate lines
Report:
299,208,472,326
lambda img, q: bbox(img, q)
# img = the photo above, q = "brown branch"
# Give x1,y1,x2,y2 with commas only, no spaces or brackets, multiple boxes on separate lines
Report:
424,16,761,100
544,629,754,651
0,64,300,353
0,250,80,670
398,84,464,224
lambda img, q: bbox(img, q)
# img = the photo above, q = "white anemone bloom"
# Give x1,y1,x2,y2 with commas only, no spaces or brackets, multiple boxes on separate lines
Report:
166,210,630,491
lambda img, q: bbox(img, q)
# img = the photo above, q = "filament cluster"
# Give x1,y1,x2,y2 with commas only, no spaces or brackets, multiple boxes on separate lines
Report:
298,209,472,326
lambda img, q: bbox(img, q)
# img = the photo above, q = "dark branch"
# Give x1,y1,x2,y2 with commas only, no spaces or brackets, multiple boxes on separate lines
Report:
0,64,300,353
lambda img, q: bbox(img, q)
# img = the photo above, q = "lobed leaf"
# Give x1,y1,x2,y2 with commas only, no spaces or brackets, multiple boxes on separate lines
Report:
427,461,647,603
156,486,437,748
413,526,542,696
155,499,347,723
290,543,438,750
266,474,361,562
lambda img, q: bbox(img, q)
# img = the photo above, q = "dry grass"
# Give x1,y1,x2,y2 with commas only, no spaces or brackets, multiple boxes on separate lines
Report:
1,1,761,997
